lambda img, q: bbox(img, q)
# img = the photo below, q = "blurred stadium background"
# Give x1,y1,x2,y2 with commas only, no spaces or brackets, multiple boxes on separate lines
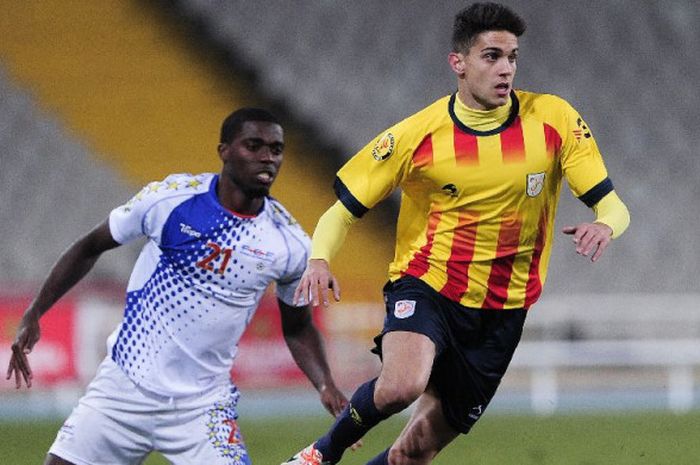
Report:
1,1,699,463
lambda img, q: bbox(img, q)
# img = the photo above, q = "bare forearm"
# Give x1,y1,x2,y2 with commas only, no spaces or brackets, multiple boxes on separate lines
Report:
27,245,101,319
26,221,117,320
284,325,334,391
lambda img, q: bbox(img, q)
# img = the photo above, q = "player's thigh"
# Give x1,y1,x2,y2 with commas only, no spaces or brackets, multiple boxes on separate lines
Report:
378,330,435,390
390,385,459,462
47,400,152,465
158,386,250,465
47,359,154,465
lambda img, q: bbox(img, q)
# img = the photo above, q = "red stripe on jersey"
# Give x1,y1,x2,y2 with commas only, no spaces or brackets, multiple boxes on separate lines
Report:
404,210,442,278
524,208,548,308
454,126,479,165
413,134,434,168
439,211,480,302
500,116,526,163
544,123,562,159
482,215,523,309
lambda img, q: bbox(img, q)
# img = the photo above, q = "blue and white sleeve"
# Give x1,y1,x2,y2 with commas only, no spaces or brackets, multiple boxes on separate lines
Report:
276,228,311,306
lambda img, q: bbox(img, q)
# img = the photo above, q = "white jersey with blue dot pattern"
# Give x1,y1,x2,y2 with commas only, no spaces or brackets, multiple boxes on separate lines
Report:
106,173,310,397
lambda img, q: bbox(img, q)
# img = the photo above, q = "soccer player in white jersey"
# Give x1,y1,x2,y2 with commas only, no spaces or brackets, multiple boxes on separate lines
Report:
6,108,349,465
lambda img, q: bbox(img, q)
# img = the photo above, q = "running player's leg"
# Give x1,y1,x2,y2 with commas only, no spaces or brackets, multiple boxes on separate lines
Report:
312,331,435,464
373,331,435,414
366,385,458,465
283,276,447,465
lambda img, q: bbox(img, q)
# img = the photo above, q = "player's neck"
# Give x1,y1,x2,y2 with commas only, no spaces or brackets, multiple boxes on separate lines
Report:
454,91,512,132
217,180,264,216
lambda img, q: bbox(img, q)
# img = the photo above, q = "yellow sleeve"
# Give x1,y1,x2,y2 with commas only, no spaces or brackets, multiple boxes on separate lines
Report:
558,100,609,199
334,123,416,217
593,191,630,239
309,201,359,262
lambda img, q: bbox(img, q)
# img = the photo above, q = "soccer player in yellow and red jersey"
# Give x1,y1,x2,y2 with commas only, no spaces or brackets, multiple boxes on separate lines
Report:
284,3,630,465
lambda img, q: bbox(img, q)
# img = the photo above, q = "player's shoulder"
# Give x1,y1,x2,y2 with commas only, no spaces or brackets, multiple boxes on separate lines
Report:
120,173,214,212
140,172,212,200
516,89,574,112
265,197,306,233
516,89,579,125
156,173,214,194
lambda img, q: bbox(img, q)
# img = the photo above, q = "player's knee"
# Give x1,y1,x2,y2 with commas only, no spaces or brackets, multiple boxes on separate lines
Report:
374,380,424,414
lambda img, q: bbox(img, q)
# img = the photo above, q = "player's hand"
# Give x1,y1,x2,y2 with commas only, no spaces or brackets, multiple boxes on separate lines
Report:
293,259,340,307
318,383,363,451
319,382,348,417
562,222,613,262
6,312,41,389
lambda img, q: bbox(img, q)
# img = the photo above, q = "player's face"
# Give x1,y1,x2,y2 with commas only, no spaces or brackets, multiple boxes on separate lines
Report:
449,30,519,110
218,121,284,197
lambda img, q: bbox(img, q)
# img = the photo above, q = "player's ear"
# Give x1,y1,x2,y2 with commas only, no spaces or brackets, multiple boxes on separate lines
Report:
448,52,466,75
217,142,227,160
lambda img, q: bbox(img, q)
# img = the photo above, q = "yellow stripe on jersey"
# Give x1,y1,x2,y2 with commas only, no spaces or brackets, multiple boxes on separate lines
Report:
334,90,619,309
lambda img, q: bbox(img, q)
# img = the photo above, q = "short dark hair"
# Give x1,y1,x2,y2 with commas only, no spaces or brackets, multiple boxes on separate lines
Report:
452,3,526,53
220,108,280,144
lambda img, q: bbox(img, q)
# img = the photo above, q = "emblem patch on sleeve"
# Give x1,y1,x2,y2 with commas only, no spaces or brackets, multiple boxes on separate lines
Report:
394,300,416,319
526,172,545,197
573,116,592,142
372,132,395,161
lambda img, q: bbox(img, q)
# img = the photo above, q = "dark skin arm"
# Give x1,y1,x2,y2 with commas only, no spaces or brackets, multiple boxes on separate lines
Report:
279,299,363,451
6,220,119,388
279,298,347,416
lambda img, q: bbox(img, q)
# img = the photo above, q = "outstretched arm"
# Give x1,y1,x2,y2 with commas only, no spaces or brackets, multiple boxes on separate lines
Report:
562,191,630,262
6,220,120,388
278,298,347,416
293,201,358,307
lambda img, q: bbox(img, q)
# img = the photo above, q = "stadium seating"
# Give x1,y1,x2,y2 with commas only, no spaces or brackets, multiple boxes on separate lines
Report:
0,69,138,283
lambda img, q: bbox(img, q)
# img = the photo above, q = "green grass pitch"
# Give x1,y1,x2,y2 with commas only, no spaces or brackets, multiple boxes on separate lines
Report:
1,412,698,464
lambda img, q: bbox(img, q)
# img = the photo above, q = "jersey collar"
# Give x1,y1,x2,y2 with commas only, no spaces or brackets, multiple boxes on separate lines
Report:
448,90,519,136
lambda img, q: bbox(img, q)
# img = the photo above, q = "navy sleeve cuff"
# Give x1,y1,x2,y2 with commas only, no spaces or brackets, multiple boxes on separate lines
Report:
578,177,614,208
333,177,369,218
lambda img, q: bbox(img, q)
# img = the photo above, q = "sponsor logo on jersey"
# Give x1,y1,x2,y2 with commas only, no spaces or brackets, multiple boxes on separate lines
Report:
468,404,484,421
526,172,545,197
442,183,458,197
240,244,275,262
573,117,591,141
180,223,202,238
394,300,416,319
372,132,395,161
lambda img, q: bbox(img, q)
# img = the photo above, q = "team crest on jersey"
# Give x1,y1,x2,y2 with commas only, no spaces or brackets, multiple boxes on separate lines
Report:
372,132,395,161
394,300,416,319
526,172,546,197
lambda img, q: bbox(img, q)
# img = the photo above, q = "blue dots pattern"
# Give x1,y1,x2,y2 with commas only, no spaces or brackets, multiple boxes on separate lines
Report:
109,173,310,395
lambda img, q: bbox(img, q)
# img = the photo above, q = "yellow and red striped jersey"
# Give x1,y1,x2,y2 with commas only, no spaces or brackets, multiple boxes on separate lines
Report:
335,90,614,309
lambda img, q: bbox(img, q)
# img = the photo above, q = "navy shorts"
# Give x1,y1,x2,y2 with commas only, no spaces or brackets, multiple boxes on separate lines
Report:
373,275,527,434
